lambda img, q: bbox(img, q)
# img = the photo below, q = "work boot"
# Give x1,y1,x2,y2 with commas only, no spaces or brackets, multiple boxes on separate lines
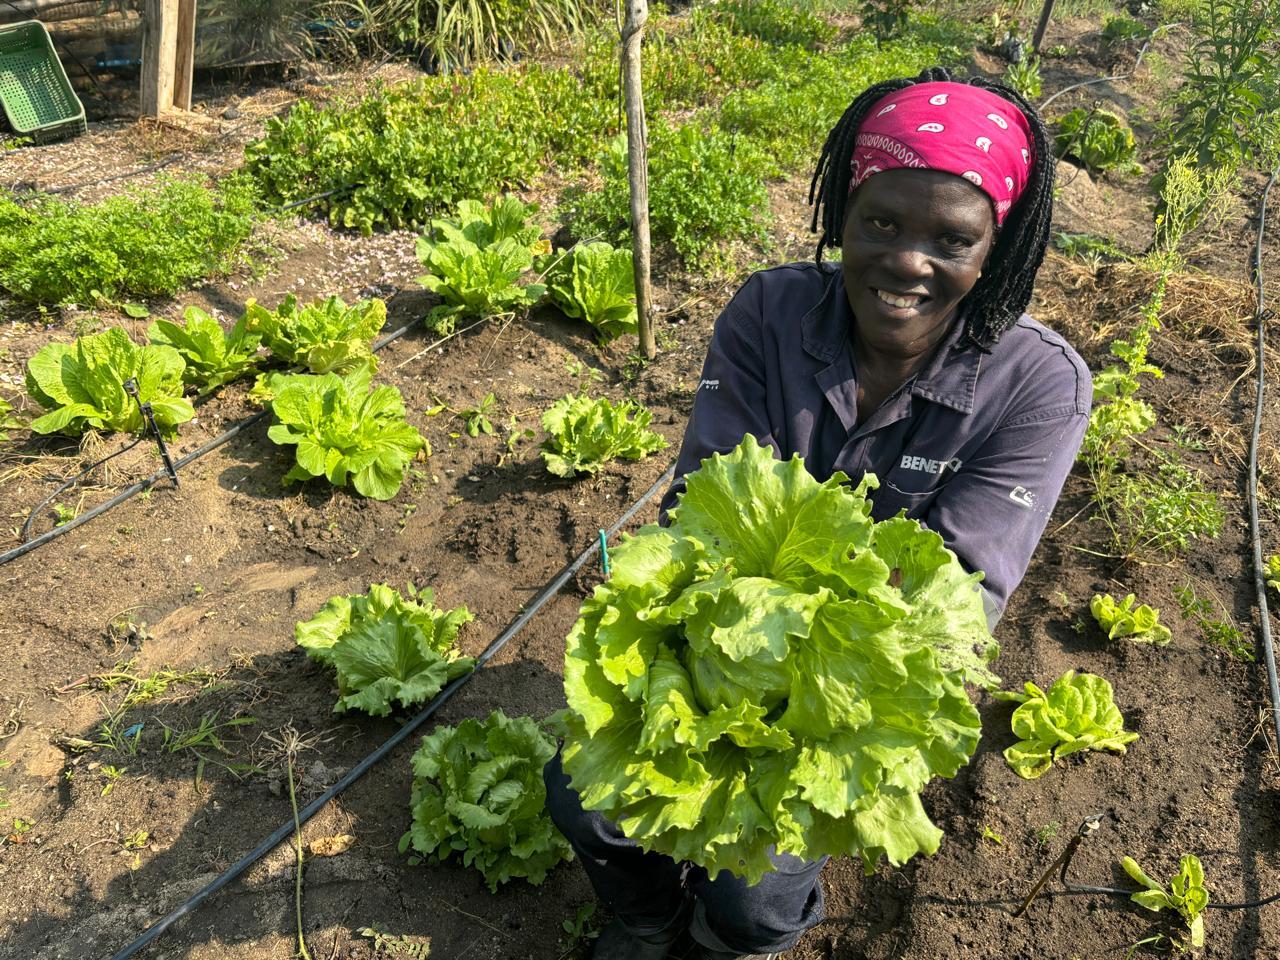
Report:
591,917,684,960
687,948,777,960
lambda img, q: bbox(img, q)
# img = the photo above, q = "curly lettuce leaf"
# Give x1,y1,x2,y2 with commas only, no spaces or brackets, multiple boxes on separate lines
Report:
296,583,474,716
996,670,1139,779
560,436,997,882
403,710,573,892
541,242,637,343
243,294,386,374
148,306,263,395
25,327,193,436
1090,592,1171,645
539,393,667,478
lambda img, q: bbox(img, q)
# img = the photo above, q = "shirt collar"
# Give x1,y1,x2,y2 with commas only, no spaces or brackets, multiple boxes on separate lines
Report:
800,264,981,415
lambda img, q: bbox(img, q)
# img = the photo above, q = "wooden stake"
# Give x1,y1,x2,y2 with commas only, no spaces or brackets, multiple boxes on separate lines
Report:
621,0,655,360
140,0,178,117
1031,0,1056,54
173,0,196,111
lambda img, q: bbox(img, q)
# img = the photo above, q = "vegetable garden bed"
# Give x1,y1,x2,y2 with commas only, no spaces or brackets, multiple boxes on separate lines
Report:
2,5,1280,960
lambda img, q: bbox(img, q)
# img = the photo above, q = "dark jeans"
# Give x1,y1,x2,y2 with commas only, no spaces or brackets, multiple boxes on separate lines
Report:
544,750,826,956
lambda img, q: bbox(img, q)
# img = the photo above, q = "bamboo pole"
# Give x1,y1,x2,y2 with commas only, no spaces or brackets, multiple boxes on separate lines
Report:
621,0,654,360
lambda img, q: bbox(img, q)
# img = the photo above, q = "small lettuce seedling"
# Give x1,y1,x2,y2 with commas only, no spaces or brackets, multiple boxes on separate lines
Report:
1265,555,1280,594
1122,854,1209,950
1090,592,1171,645
995,670,1139,779
539,393,666,477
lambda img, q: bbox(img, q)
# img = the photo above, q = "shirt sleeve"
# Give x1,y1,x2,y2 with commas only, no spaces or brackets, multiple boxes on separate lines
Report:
923,406,1089,619
658,294,777,519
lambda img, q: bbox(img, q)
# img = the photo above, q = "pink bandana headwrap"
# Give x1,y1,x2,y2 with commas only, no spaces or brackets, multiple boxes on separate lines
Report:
850,81,1033,225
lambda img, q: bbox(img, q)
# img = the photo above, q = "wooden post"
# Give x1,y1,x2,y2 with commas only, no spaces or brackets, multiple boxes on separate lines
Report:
621,0,655,360
140,0,196,116
1031,0,1056,54
173,0,196,111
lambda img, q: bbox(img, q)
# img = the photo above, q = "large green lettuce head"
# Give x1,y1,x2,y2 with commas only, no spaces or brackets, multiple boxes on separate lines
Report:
560,436,998,882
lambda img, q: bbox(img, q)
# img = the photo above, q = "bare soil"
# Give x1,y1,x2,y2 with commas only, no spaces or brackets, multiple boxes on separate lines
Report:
3,17,1280,960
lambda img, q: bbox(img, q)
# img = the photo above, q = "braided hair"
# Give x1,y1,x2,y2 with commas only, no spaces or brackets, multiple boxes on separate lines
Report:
808,66,1055,350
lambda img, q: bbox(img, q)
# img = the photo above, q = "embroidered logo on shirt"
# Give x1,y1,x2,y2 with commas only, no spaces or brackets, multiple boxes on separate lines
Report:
698,379,720,391
1009,486,1036,508
899,455,962,475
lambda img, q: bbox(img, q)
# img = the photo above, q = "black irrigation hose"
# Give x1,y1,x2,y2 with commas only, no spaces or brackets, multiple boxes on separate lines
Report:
18,434,145,542
1247,163,1280,759
107,461,676,960
1038,23,1180,111
0,312,426,569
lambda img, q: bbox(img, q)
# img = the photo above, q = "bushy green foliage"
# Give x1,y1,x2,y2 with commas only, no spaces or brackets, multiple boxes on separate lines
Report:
1266,554,1280,593
1122,855,1209,950
402,710,572,891
1053,108,1141,176
1101,15,1149,48
416,196,548,332
710,0,838,49
995,671,1139,779
25,328,193,436
267,366,426,500
0,396,24,440
0,177,258,305
1003,55,1042,100
539,392,666,477
561,438,998,881
243,294,386,374
567,124,771,268
296,583,474,715
540,242,637,343
636,10,786,110
1091,593,1171,645
245,66,614,234
1107,459,1223,560
148,306,263,396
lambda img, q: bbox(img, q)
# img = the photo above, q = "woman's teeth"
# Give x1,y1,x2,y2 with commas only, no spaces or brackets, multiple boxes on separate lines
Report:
875,289,923,308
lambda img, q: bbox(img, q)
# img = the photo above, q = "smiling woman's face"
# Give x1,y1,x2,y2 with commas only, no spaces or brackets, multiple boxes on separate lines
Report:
841,168,996,364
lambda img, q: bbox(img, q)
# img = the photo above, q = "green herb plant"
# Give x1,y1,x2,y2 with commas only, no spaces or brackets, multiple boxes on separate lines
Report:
148,306,263,395
711,0,837,48
1004,55,1042,100
244,295,387,375
25,328,194,437
267,367,426,500
540,242,638,344
1122,854,1209,950
995,671,1139,779
401,710,573,891
457,392,496,438
0,396,24,440
1091,593,1172,645
560,437,999,881
296,583,474,716
539,392,667,478
1173,582,1252,661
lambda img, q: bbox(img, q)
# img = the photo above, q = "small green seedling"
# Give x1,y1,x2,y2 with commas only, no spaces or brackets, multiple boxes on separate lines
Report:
981,825,1004,845
101,765,126,796
1122,854,1208,950
1091,593,1171,645
1265,555,1280,593
562,902,601,944
52,503,78,527
358,926,430,957
457,392,496,438
1035,821,1061,847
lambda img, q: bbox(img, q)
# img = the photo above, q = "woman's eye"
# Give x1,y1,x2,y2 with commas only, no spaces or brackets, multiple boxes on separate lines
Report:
940,233,973,249
868,217,894,232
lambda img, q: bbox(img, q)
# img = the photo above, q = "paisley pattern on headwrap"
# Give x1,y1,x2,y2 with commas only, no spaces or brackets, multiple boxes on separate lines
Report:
849,81,1034,225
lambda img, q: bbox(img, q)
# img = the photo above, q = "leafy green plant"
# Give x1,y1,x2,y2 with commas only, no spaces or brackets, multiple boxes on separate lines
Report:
711,0,837,49
0,176,258,305
1052,108,1142,176
244,295,386,375
861,0,911,41
1102,15,1150,49
560,437,999,882
457,392,496,437
297,583,474,716
539,393,666,477
1004,55,1042,100
148,306,263,395
1106,459,1223,560
25,328,194,437
401,709,572,891
995,671,1139,779
1091,593,1171,645
416,196,548,333
0,396,24,440
540,242,637,343
1174,583,1253,661
1054,231,1129,265
1266,555,1280,592
267,367,426,500
1122,854,1209,950
566,123,771,269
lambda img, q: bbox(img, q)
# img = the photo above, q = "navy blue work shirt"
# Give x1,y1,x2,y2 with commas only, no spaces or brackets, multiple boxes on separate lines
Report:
660,261,1091,624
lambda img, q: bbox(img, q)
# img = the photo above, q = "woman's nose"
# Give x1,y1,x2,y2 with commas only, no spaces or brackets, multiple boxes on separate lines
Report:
881,243,931,281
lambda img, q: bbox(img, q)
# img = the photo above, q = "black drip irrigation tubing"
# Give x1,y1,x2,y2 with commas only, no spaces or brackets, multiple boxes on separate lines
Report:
106,461,675,960
0,312,430,569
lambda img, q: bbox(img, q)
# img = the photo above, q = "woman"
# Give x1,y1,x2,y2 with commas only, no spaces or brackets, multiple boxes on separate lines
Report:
545,67,1091,960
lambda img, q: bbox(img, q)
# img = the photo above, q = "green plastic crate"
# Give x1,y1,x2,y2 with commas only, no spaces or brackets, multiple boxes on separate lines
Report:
0,20,86,144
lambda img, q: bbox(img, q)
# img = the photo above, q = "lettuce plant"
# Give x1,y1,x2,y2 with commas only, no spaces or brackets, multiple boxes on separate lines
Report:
539,393,667,478
148,306,263,396
1052,108,1141,176
996,671,1139,779
540,242,637,344
267,367,426,500
1266,555,1280,593
1090,593,1171,645
243,294,386,374
560,437,998,882
401,710,573,892
1122,854,1208,949
416,196,549,334
25,328,194,437
0,396,24,440
296,583,474,716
